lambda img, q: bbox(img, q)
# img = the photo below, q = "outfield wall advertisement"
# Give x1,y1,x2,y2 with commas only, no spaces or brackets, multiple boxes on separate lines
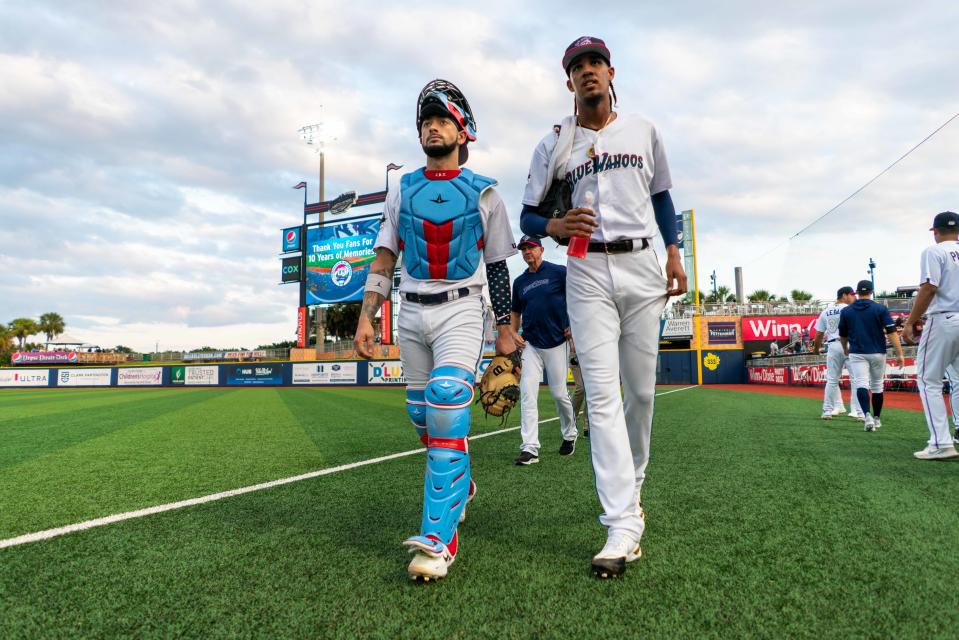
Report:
0,370,50,386
292,362,357,385
741,315,820,341
226,364,283,386
305,218,380,304
747,366,789,385
12,351,78,365
186,366,219,386
58,368,111,387
367,360,405,385
117,367,163,386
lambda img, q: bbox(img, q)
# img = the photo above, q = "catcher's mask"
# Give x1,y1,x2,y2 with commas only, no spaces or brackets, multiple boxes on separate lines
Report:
416,79,477,165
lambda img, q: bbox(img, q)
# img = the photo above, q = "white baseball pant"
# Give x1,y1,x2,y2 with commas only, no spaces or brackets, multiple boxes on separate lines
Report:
823,343,864,417
519,342,577,455
847,352,886,416
946,364,959,428
398,294,486,389
916,313,959,448
566,247,665,543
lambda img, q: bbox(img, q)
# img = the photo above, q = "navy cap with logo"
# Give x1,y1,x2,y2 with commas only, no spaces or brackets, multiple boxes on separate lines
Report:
518,235,543,248
563,36,611,73
856,279,874,295
931,210,959,230
837,286,855,298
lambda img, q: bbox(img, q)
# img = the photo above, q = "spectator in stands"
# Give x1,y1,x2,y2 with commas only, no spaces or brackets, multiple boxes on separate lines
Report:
769,341,780,356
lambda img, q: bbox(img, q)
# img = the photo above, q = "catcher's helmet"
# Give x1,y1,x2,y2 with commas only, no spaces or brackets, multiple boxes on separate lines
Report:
416,79,476,164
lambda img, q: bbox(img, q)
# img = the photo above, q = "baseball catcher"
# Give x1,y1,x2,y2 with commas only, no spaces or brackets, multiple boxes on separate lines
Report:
476,350,522,421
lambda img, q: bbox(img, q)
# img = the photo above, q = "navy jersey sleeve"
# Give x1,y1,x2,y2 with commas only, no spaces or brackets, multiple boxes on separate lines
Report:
511,275,523,314
838,309,848,337
880,306,896,333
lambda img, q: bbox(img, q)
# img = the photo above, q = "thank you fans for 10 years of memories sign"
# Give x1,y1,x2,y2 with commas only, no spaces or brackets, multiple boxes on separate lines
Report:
304,218,380,304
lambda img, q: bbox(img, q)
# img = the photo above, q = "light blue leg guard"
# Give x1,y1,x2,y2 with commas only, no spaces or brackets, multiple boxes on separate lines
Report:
408,365,474,549
406,388,427,443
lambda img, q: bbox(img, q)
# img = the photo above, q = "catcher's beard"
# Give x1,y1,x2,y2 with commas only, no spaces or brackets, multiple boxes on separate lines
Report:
422,140,458,158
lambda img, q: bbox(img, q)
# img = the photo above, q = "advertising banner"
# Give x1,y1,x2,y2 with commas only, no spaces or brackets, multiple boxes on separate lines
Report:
706,321,738,345
305,218,380,304
186,366,219,386
281,256,302,283
741,315,820,342
0,370,50,386
297,307,307,348
790,359,916,390
282,226,301,253
661,318,694,339
12,351,78,365
226,364,283,386
171,366,185,385
183,350,267,361
747,366,789,385
292,362,358,385
57,368,112,387
367,360,405,384
117,367,163,386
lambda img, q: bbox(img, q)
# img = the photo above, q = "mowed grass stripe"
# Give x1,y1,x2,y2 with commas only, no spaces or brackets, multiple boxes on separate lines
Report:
0,387,175,419
1,386,956,639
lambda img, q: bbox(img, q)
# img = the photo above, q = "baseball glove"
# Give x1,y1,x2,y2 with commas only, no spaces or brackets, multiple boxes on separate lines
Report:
476,350,522,421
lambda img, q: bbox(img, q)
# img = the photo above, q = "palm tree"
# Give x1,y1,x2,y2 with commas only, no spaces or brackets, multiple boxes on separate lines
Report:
38,312,66,343
790,290,813,303
747,289,772,302
716,285,731,301
9,318,40,350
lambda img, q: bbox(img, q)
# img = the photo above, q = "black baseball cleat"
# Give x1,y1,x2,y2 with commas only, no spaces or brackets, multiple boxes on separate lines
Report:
514,451,539,466
559,439,576,456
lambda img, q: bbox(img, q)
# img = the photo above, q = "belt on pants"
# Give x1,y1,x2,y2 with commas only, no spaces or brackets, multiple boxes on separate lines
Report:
586,238,650,254
403,287,471,306
827,338,839,343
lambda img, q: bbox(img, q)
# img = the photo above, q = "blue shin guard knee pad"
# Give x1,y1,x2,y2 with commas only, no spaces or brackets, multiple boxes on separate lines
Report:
418,365,474,544
406,389,427,441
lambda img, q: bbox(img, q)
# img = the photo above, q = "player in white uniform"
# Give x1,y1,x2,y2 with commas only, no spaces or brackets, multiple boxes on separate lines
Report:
812,286,865,420
903,211,959,460
945,364,959,442
520,37,687,578
354,80,519,580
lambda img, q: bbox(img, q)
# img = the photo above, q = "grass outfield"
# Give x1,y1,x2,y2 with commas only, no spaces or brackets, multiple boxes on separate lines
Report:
0,386,957,639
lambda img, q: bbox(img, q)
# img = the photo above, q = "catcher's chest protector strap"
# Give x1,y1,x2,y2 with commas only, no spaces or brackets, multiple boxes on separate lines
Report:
398,168,495,281
419,364,475,544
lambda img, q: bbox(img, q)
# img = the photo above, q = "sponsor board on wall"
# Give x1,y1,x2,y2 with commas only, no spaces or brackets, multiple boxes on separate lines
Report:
58,368,112,387
292,362,358,385
226,364,283,386
183,350,267,361
661,318,694,339
741,315,820,342
0,370,50,386
790,359,916,389
747,366,789,385
171,366,185,385
706,321,737,345
186,366,219,386
368,360,405,384
117,367,163,386
12,351,78,365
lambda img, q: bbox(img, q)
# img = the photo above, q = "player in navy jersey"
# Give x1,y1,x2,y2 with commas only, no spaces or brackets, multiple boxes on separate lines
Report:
510,235,578,465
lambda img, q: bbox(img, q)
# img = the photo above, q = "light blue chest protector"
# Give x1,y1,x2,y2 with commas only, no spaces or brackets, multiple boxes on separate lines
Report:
398,168,496,280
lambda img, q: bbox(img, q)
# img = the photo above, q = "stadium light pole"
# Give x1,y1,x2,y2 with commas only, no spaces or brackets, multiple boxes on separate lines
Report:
868,258,877,291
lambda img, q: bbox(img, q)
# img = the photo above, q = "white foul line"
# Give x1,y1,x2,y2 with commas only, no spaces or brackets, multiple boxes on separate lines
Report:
0,385,698,550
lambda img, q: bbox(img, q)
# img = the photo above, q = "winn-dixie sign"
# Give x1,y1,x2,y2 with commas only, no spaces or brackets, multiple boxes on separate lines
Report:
742,316,819,341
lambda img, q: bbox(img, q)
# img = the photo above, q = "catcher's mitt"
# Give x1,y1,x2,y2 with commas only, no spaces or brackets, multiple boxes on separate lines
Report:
476,350,522,421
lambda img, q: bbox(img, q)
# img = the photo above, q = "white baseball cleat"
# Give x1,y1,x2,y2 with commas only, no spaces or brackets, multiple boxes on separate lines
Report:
913,445,959,461
831,406,847,416
591,532,642,579
864,417,876,432
404,533,457,582
873,418,882,430
820,412,833,420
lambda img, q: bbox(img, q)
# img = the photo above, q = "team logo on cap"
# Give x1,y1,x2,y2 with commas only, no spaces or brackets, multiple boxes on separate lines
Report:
573,37,593,47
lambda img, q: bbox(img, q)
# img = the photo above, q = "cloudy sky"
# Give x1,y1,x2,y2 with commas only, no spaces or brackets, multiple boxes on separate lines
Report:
1,1,957,351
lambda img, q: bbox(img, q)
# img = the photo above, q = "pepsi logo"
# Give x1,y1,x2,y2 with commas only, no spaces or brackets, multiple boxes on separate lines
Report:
286,230,296,242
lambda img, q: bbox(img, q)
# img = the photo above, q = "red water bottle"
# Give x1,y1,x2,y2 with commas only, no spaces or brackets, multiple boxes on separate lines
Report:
567,191,593,259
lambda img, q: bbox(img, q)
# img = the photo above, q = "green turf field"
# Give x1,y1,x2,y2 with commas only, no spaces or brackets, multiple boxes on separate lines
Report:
0,386,957,639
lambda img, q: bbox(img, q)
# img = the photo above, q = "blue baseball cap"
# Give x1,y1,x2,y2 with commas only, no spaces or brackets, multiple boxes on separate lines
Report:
931,211,959,230
518,235,543,248
563,36,611,73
